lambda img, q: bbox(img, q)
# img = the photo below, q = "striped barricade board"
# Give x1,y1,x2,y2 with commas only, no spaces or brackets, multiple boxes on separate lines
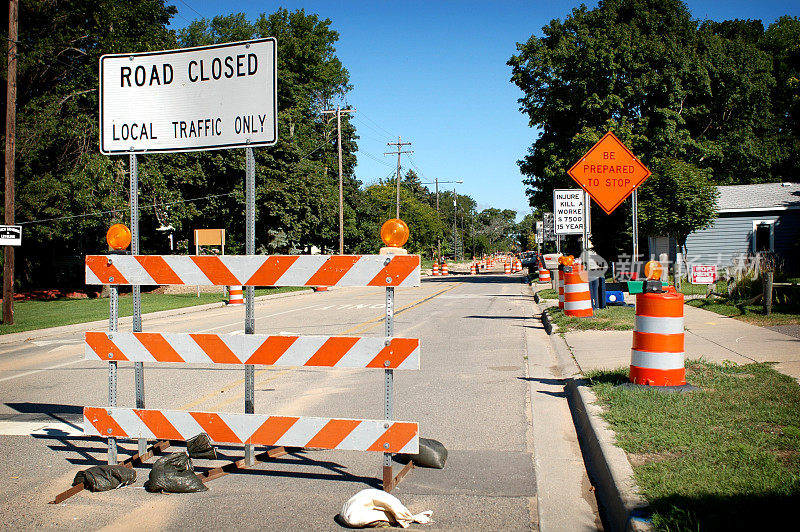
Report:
85,332,420,369
85,254,420,287
84,407,419,454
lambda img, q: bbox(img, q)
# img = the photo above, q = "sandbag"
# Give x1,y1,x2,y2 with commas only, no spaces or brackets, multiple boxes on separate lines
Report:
398,437,447,469
339,489,432,528
73,465,136,492
145,452,208,493
186,432,217,460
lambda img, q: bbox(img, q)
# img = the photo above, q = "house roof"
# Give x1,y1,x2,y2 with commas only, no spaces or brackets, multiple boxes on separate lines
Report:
717,182,800,213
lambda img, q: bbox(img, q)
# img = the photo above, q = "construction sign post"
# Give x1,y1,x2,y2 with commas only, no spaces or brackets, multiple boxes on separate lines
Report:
567,131,651,215
553,189,585,235
567,131,651,259
100,39,277,154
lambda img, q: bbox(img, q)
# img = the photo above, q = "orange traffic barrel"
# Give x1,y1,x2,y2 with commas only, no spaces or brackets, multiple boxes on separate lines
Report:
629,290,686,386
563,270,593,317
228,286,244,305
538,268,551,284
470,263,477,275
441,261,449,276
504,262,511,274
432,261,439,276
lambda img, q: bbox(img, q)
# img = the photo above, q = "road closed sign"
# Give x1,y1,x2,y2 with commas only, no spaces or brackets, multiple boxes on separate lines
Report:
567,131,651,214
553,189,584,235
100,38,277,154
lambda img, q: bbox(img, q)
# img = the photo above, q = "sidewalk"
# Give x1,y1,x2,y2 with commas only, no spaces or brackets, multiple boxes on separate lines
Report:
531,282,800,531
561,299,800,383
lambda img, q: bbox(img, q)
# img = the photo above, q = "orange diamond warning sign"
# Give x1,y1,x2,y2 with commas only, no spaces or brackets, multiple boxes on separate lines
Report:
567,131,651,214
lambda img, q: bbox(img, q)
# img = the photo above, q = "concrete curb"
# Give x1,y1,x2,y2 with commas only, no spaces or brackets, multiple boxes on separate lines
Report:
0,288,315,345
543,310,653,532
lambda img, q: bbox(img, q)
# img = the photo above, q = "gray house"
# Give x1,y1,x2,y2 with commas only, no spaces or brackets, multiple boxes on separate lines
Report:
648,182,800,274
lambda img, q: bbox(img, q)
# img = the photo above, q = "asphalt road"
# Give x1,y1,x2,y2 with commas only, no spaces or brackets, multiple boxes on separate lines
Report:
0,272,597,530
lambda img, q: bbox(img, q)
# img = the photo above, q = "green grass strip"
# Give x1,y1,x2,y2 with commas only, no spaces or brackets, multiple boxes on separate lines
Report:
587,361,800,530
547,305,635,331
0,287,306,335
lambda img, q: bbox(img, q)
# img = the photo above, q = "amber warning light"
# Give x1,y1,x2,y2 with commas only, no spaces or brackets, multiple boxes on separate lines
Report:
380,219,409,248
106,224,132,251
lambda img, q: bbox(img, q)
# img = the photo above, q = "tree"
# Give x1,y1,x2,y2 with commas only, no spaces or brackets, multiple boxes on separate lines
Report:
637,159,718,254
1,0,177,286
508,0,795,261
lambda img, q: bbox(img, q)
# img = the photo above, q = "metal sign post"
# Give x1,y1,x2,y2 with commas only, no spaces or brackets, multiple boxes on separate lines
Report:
632,189,639,262
108,285,118,465
130,153,146,457
383,285,395,488
244,147,256,466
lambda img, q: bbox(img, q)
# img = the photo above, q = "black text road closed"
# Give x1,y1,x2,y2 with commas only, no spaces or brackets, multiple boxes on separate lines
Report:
100,39,277,154
0,225,22,246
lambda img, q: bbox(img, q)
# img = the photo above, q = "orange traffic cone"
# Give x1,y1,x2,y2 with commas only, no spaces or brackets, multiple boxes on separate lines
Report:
629,289,687,386
228,286,244,305
538,268,551,284
563,270,592,317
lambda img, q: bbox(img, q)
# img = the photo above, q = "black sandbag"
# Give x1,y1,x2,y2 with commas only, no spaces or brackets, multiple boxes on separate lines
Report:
399,438,447,469
73,465,136,492
186,433,217,460
145,452,208,493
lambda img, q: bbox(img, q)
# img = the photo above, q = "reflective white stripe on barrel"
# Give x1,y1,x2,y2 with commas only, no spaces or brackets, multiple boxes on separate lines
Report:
630,350,685,370
634,316,684,335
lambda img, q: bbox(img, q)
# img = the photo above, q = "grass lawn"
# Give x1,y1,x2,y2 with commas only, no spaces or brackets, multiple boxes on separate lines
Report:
537,288,558,300
588,361,800,530
687,297,800,326
0,287,306,335
547,305,635,331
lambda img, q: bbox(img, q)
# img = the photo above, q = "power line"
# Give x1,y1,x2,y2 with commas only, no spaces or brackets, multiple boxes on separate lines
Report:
18,193,236,226
176,0,205,19
357,110,394,139
358,149,394,167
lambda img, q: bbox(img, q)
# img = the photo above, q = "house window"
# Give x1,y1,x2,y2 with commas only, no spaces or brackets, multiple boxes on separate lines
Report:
752,220,775,253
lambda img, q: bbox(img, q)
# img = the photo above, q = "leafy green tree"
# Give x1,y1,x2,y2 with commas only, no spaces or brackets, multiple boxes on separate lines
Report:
637,159,718,254
508,0,795,261
1,0,177,286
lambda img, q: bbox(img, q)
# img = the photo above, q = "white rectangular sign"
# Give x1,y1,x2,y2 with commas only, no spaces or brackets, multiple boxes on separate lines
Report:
0,225,22,246
553,189,585,235
100,38,277,154
691,265,717,284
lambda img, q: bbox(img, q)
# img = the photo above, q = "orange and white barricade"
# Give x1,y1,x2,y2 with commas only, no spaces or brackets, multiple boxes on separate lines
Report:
470,263,477,275
441,261,449,276
504,262,511,274
228,285,244,305
432,261,439,276
629,290,686,386
563,270,593,317
83,253,422,492
558,270,565,309
538,267,551,284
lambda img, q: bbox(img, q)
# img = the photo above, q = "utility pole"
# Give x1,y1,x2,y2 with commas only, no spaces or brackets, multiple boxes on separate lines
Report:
321,105,355,254
452,189,458,261
384,137,412,219
4,0,19,325
421,178,462,261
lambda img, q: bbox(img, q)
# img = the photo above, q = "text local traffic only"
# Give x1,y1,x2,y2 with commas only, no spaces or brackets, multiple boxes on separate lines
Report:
100,38,277,154
112,53,264,142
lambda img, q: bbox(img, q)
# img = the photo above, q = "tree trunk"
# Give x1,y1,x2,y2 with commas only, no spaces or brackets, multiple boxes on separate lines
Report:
763,272,773,315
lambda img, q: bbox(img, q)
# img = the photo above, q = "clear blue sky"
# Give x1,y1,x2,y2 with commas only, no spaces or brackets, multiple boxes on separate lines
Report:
170,1,799,220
